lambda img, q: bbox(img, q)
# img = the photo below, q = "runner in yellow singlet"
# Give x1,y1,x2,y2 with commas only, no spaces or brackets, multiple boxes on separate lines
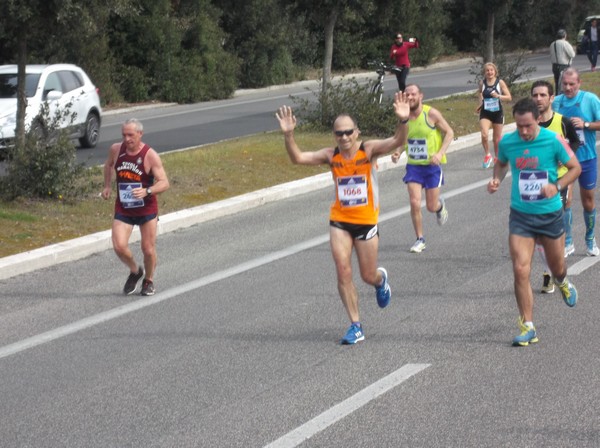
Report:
391,84,454,253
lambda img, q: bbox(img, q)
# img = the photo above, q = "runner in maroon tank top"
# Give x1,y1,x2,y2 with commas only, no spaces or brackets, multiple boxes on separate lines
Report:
102,119,170,296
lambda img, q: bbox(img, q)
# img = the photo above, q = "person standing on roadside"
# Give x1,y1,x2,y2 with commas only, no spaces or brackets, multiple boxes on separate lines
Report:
553,68,600,256
389,33,419,92
477,62,512,169
102,118,170,296
391,84,453,253
549,29,575,95
584,18,599,71
487,98,580,347
530,80,580,293
275,92,410,345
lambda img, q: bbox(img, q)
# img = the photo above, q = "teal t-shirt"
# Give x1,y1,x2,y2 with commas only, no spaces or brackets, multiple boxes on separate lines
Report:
498,127,574,214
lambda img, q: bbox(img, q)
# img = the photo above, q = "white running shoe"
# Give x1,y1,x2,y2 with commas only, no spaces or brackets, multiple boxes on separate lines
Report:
564,243,575,258
410,238,426,253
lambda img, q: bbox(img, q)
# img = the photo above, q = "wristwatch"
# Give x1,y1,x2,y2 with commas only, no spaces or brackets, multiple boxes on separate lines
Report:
556,183,562,192
584,122,590,129
146,187,153,196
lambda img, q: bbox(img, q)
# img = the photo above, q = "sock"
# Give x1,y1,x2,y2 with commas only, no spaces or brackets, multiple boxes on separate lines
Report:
352,321,361,328
524,321,534,329
564,207,573,246
584,208,596,241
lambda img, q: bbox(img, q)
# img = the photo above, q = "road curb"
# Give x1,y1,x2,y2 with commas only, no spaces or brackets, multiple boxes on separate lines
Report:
0,123,514,281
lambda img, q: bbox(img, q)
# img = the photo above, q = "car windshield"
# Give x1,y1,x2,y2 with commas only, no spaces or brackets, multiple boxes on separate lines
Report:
0,73,41,99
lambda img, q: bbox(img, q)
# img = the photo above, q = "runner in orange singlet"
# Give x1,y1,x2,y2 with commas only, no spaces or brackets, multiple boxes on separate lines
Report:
275,92,410,344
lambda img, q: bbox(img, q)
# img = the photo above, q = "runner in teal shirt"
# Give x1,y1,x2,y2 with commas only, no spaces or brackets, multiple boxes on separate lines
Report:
498,126,574,215
488,98,580,347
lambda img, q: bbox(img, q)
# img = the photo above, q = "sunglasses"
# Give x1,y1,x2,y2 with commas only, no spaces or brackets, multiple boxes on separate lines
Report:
334,129,355,137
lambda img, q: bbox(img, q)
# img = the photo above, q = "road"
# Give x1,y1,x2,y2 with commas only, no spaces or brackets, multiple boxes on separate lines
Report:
79,52,592,166
1,144,599,446
0,51,599,446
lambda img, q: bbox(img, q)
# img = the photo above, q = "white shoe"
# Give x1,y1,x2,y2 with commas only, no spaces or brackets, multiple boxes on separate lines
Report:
410,238,426,253
564,243,575,258
586,238,600,257
436,197,448,226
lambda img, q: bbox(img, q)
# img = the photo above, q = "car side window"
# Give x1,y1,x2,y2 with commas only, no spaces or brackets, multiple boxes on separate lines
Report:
59,70,83,94
42,72,63,100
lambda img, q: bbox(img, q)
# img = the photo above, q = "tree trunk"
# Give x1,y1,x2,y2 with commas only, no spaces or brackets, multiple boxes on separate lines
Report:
15,26,28,149
321,7,339,95
485,11,494,63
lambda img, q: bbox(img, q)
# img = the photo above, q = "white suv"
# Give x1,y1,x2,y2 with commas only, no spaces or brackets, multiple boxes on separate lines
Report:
0,63,102,151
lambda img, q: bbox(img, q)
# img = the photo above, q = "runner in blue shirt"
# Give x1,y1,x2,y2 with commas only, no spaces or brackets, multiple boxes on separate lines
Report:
553,68,600,256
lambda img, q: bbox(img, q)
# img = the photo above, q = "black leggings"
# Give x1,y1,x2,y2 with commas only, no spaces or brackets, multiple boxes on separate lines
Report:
394,66,409,91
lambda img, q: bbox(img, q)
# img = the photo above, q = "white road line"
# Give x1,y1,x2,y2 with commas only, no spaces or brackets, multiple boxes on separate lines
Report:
569,255,600,275
0,177,493,360
0,234,328,360
0,172,595,360
263,364,431,448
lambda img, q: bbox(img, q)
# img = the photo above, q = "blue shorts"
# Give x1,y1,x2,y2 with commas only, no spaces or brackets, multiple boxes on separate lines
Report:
115,213,158,226
578,158,598,190
509,208,564,239
330,221,379,241
403,164,444,189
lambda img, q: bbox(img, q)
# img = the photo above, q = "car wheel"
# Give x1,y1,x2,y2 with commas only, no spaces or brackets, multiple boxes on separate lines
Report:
79,112,100,148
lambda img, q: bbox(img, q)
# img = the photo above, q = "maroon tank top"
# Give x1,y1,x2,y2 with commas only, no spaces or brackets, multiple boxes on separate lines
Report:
114,143,158,216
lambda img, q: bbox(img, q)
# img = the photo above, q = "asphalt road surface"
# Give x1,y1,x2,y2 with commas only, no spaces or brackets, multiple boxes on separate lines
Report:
1,142,599,446
80,52,593,166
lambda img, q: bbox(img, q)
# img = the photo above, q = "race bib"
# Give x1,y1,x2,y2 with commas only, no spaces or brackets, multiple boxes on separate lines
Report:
118,182,144,208
407,138,428,160
484,98,500,112
518,170,548,202
337,175,368,207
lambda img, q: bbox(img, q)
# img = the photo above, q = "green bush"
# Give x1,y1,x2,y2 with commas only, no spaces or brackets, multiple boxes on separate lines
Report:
0,103,89,201
291,78,398,137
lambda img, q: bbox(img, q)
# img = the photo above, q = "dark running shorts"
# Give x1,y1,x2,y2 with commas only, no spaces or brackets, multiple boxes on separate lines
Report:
115,213,158,226
479,109,504,125
509,208,564,239
330,221,379,241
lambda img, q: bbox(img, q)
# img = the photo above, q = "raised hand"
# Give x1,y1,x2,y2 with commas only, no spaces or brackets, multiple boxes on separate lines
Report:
276,105,297,133
393,91,410,122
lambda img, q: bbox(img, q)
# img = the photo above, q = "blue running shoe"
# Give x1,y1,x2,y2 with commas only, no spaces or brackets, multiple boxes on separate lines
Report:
375,267,391,308
513,318,538,346
341,323,365,345
554,277,578,307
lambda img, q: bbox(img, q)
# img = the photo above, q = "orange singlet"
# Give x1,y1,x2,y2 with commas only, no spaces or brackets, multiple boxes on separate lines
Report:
329,143,379,225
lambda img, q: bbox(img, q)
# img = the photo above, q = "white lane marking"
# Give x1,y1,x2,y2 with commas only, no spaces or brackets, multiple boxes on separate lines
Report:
569,256,600,275
3,171,595,360
263,364,431,448
0,177,495,360
0,235,328,360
